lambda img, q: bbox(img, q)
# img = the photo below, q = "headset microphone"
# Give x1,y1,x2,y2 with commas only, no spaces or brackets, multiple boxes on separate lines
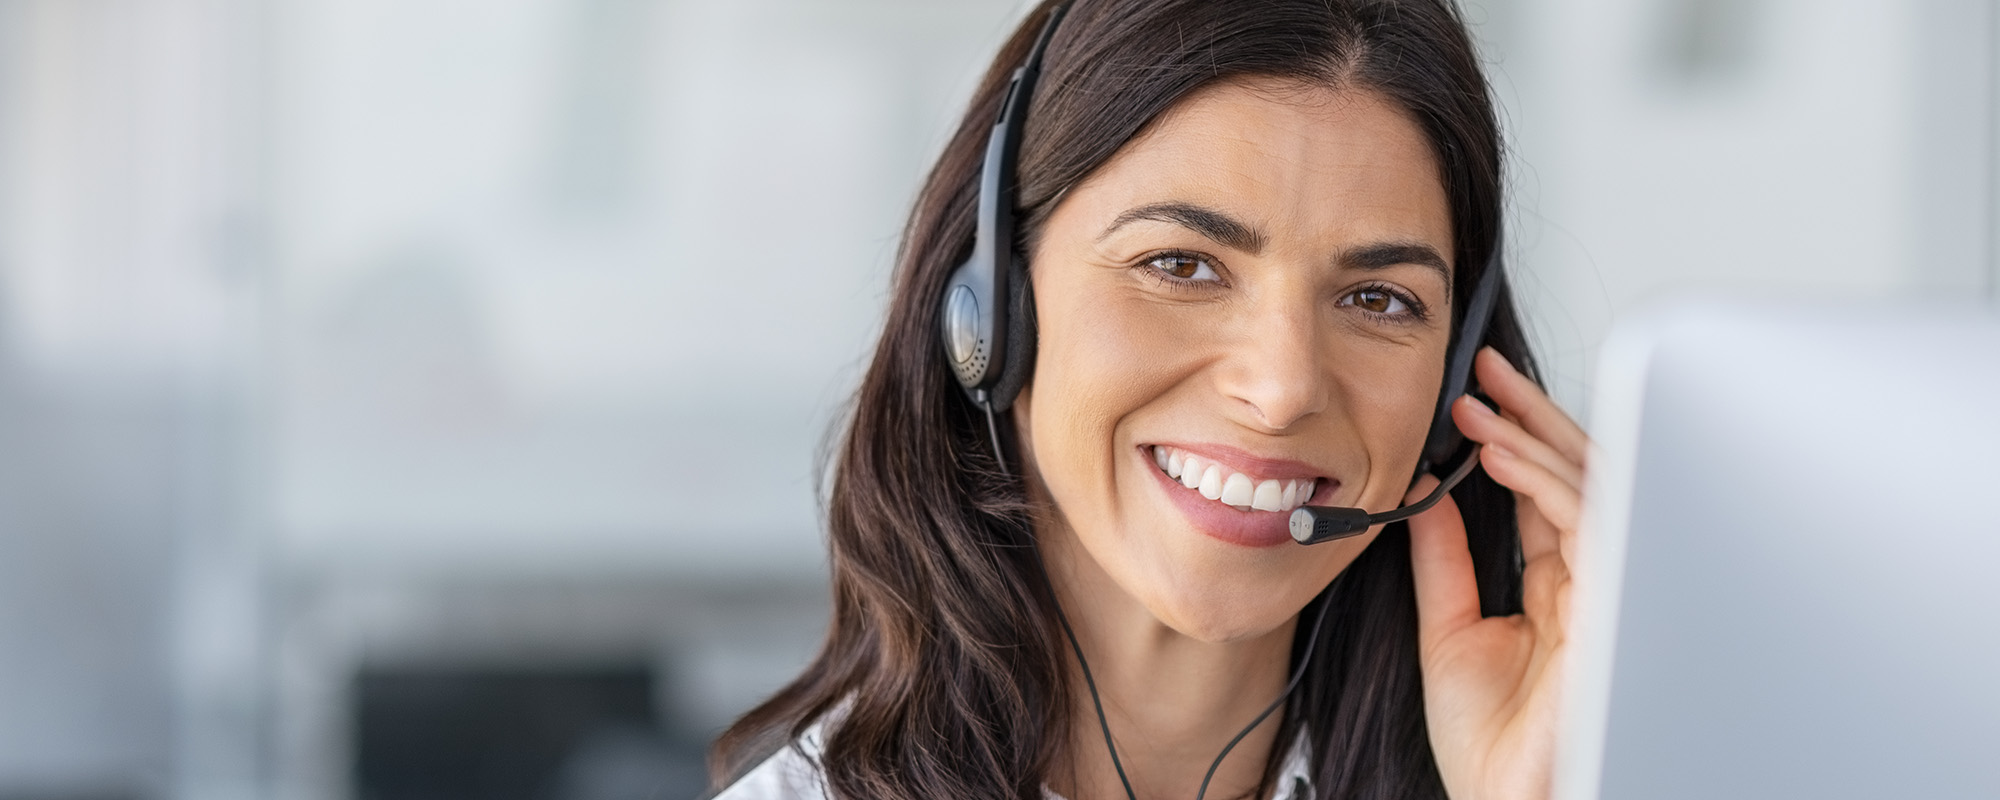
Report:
1289,244,1505,545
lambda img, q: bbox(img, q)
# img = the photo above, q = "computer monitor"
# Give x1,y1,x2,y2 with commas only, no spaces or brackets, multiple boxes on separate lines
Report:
1557,302,2000,800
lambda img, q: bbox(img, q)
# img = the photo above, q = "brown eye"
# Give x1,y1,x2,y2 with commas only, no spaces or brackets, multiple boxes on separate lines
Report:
1340,287,1411,316
1146,253,1220,282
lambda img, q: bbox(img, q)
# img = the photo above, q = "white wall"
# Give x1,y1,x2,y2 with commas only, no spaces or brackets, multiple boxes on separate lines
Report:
1483,0,1998,415
266,0,1026,577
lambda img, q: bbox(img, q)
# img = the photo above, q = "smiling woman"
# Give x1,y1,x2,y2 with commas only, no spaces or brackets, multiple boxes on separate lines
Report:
709,2,1584,800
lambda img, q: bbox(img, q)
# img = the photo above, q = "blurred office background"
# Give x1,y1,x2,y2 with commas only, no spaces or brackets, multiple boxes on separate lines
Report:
0,0,1994,799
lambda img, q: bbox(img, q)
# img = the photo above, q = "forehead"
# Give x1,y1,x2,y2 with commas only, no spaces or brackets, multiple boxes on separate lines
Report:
1062,78,1452,256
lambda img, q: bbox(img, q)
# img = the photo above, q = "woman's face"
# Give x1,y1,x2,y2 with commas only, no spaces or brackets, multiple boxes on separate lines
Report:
1016,79,1455,642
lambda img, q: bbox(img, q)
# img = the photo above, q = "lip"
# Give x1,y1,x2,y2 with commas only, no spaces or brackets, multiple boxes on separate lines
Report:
1137,443,1339,548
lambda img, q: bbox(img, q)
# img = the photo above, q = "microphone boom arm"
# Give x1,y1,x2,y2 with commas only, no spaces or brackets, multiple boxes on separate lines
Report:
1290,444,1484,545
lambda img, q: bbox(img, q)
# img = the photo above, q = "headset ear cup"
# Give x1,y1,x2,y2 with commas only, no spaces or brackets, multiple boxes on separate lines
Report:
987,263,1037,413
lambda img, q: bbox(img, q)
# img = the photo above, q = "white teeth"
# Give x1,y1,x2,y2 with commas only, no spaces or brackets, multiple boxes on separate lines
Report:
1198,465,1224,500
1220,473,1254,506
1152,446,1321,512
1251,479,1284,512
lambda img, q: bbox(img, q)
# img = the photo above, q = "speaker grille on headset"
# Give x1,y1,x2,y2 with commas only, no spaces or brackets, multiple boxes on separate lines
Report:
954,339,990,386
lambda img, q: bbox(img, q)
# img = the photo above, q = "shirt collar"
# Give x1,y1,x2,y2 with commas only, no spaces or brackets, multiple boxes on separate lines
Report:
1272,728,1316,799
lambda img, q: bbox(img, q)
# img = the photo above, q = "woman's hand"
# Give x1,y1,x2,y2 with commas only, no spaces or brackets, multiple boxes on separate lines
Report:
1408,346,1590,800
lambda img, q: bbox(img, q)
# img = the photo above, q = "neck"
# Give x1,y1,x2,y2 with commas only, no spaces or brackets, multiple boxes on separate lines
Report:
1039,524,1300,800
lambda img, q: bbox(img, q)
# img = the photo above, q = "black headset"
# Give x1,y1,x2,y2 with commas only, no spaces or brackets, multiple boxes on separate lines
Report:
937,3,1061,478
935,11,1504,797
937,3,1501,537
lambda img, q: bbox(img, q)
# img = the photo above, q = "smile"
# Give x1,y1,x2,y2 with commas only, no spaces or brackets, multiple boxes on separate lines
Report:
1148,445,1319,513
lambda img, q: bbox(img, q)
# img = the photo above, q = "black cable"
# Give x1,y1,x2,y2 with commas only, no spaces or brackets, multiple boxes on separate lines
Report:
980,394,1009,477
988,393,1331,800
1051,576,1336,800
1054,598,1142,800
1194,585,1335,800
992,400,1136,798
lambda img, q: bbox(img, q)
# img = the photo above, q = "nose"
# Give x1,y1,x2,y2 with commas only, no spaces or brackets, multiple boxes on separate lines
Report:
1213,296,1328,432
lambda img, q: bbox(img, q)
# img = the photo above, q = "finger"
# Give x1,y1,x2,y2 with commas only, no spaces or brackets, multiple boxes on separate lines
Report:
1519,506,1573,643
1481,444,1582,565
1477,347,1589,467
1405,475,1481,646
1515,498,1564,569
1454,394,1583,492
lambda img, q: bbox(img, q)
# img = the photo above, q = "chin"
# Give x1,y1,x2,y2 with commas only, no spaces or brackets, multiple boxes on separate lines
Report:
1138,530,1377,644
1144,574,1312,644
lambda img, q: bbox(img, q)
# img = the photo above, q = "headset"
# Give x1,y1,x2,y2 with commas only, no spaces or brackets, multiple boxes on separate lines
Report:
938,4,1503,536
938,2,1060,477
934,5,1504,799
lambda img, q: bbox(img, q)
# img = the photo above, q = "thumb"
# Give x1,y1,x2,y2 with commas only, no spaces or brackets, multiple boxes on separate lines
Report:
1407,475,1481,643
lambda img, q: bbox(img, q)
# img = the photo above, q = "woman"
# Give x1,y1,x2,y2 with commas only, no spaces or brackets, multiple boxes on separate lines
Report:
711,1,1588,798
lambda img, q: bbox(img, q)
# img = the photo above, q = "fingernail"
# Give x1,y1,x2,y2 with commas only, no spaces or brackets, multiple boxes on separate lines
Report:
1461,395,1496,415
1485,443,1515,460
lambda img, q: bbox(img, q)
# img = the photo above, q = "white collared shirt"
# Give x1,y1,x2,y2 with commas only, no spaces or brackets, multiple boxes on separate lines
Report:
711,716,1316,800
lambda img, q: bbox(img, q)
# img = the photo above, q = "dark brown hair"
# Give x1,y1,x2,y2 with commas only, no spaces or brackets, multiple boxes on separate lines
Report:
712,1,1537,798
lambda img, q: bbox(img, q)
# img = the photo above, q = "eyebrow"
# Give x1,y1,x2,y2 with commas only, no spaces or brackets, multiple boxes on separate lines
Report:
1339,242,1454,292
1099,201,1269,254
1099,201,1454,290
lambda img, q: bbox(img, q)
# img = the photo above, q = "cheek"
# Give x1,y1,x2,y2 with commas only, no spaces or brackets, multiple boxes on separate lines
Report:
1025,289,1189,520
1015,268,1450,642
1337,342,1447,505
1021,280,1218,591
